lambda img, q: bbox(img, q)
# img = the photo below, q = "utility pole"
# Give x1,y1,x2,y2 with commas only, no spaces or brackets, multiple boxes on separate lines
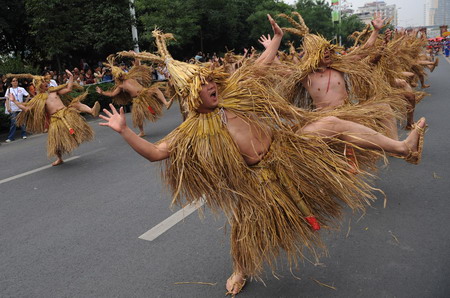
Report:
129,0,140,53
331,0,340,45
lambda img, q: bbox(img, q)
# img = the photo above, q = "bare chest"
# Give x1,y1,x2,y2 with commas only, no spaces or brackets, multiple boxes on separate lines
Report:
45,93,65,114
224,110,272,165
306,69,345,92
303,69,347,109
121,80,143,97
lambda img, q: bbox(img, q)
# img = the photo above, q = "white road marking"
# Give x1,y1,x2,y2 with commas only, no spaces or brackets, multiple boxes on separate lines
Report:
0,156,80,184
0,147,106,185
139,199,205,241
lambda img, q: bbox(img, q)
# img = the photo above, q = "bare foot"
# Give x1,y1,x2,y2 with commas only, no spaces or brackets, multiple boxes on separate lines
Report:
137,131,146,137
434,57,439,69
226,272,246,296
166,98,174,110
91,101,100,117
52,159,64,166
421,84,430,89
403,117,426,157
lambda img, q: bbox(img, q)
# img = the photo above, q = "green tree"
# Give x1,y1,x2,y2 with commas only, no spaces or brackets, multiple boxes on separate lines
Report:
136,0,201,58
137,0,293,58
0,0,34,58
25,0,133,70
340,14,366,48
293,0,334,39
246,0,293,51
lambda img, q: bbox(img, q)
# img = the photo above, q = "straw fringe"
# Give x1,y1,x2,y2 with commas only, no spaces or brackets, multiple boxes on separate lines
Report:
157,66,381,277
16,93,48,133
131,87,164,127
47,107,94,157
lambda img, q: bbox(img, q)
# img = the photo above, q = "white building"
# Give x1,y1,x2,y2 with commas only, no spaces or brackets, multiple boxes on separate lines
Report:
354,1,398,26
425,0,450,26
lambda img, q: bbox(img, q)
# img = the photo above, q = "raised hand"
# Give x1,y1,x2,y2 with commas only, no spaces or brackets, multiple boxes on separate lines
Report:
258,34,272,49
371,12,386,31
99,104,127,134
268,14,283,37
384,28,392,43
65,69,73,77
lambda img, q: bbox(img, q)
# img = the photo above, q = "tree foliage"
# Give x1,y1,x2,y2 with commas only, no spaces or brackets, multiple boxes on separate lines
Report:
23,0,133,70
0,0,365,70
0,0,34,57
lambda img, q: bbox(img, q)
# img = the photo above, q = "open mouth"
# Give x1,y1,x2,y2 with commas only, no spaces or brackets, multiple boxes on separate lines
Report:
210,91,217,99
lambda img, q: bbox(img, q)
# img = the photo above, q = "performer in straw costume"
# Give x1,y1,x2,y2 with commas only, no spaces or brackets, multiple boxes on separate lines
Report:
9,70,100,166
100,15,426,296
96,55,172,137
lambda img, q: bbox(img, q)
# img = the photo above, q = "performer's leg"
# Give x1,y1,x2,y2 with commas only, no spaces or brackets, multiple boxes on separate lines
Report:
152,88,172,109
418,59,438,72
404,92,416,130
394,79,416,130
52,151,64,166
137,125,145,137
377,103,398,140
418,74,430,88
300,116,425,159
401,71,415,78
71,101,100,116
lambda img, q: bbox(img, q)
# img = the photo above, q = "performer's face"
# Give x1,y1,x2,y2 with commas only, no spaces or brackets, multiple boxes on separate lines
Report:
198,79,218,113
40,82,49,92
320,48,332,66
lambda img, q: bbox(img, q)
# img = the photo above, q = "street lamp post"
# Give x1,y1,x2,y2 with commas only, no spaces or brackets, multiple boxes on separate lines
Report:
129,0,140,53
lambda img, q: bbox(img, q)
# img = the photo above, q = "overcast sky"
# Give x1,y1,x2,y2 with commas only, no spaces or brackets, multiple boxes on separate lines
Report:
282,0,426,27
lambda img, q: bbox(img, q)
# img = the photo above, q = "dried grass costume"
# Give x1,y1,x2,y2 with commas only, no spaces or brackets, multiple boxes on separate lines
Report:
104,57,165,128
277,12,407,132
12,74,94,157
131,30,384,278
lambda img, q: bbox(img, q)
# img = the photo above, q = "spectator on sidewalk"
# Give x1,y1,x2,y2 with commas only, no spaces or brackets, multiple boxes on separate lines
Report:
102,68,113,82
43,71,58,87
94,66,105,83
4,77,30,142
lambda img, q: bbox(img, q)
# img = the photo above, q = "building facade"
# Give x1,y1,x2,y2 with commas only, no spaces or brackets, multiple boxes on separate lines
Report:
425,0,450,26
354,1,398,26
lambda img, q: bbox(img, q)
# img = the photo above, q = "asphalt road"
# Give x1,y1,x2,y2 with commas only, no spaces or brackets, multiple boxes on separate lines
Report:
1,58,449,298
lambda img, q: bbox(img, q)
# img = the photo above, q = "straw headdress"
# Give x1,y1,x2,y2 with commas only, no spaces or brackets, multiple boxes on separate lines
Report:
278,12,344,74
120,29,229,112
6,73,47,93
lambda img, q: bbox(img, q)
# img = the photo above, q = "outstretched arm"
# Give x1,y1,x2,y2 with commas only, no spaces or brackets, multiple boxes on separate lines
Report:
99,104,170,162
58,70,74,95
347,12,385,61
255,14,283,66
362,12,385,49
96,85,121,97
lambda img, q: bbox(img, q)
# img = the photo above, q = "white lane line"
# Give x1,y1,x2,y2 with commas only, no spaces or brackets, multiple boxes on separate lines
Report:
0,156,80,184
0,147,106,185
139,199,205,241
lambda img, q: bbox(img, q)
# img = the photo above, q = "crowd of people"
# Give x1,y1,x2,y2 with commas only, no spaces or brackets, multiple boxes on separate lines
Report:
0,58,173,142
2,12,439,297
427,36,450,57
